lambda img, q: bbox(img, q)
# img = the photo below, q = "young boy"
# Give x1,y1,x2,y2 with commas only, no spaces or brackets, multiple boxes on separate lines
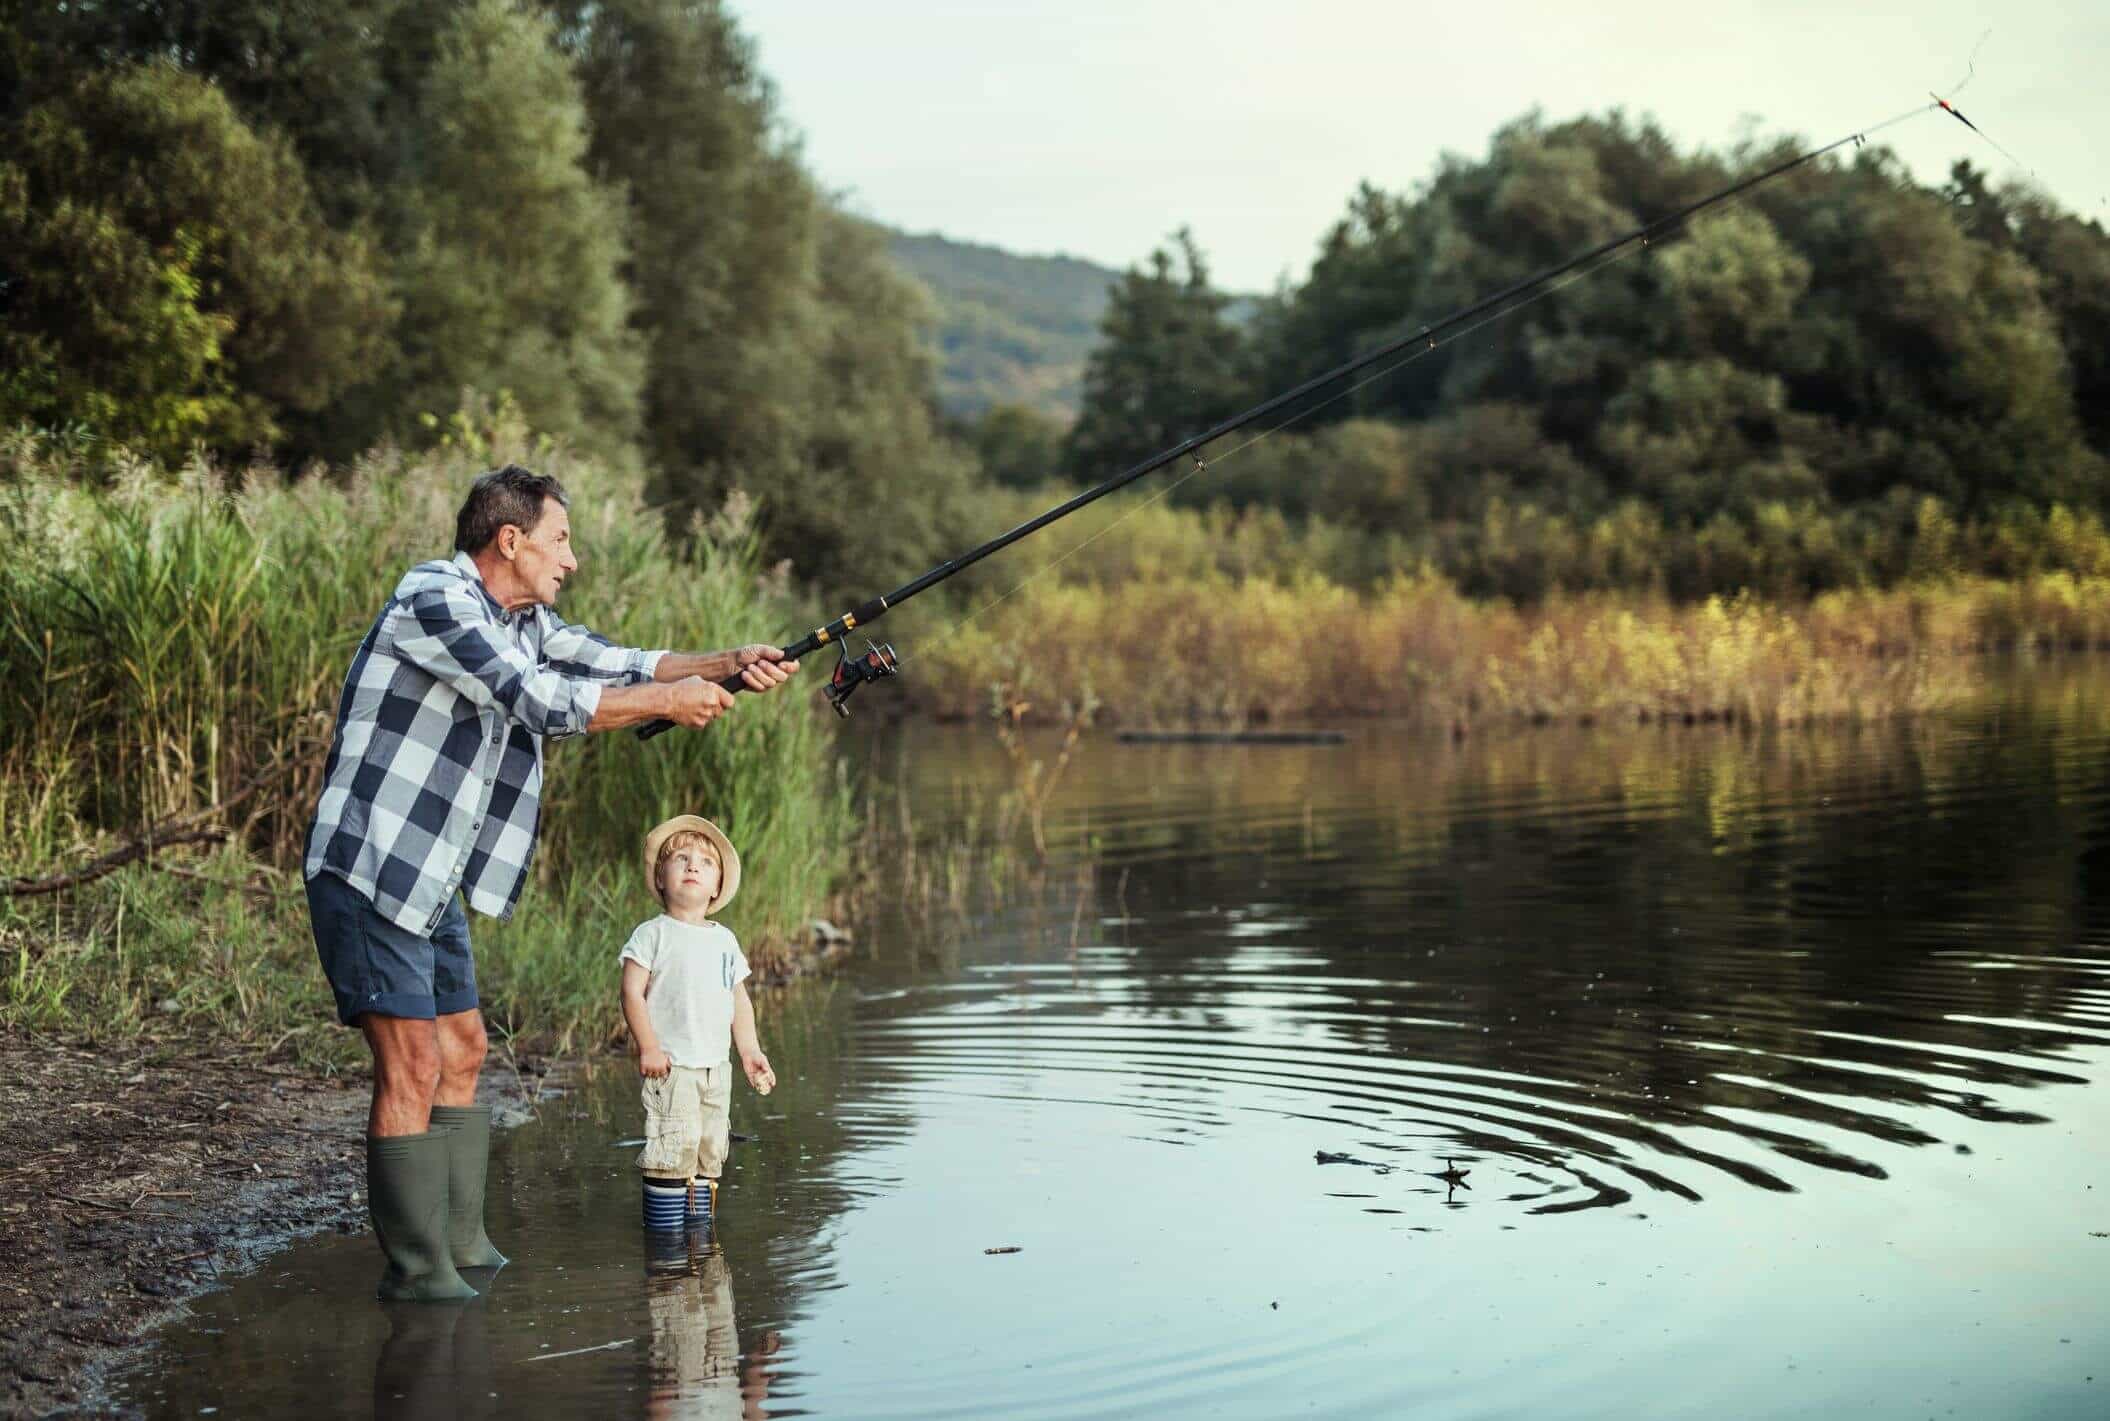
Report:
622,814,777,1231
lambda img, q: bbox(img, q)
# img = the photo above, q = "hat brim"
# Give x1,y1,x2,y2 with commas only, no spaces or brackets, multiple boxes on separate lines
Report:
642,814,741,915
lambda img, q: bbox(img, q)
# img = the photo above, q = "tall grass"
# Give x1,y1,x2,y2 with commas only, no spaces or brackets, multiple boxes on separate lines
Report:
0,425,854,1062
908,561,2108,728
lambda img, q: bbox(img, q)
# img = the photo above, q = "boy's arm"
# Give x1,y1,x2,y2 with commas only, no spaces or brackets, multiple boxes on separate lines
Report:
731,981,775,1094
622,960,671,1078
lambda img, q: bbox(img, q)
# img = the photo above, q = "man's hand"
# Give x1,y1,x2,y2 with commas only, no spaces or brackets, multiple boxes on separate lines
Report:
639,1046,672,1079
742,1051,776,1095
666,675,737,728
731,645,799,693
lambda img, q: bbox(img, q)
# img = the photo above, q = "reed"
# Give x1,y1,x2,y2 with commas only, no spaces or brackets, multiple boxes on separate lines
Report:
0,426,853,1062
906,569,2099,728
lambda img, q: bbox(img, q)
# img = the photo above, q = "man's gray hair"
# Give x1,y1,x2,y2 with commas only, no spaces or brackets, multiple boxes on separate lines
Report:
454,465,570,554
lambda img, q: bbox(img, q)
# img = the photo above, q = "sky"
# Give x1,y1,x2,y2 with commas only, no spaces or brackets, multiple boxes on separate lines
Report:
737,0,2109,292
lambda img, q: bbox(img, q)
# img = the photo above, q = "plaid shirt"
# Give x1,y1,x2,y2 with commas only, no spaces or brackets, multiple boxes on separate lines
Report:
305,551,663,934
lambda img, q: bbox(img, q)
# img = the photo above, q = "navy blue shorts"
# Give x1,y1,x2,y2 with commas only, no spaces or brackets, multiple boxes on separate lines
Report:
305,872,478,1026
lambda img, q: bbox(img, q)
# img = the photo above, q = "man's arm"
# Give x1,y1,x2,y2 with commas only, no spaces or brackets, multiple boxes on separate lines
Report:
652,646,799,693
584,644,801,733
393,585,602,737
543,607,797,696
588,677,734,733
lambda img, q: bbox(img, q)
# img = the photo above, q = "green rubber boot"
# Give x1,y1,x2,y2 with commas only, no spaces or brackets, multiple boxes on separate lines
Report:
429,1104,508,1269
367,1130,477,1302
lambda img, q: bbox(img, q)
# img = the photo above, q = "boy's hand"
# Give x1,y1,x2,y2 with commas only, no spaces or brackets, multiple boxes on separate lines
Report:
639,1047,672,1079
742,1051,776,1095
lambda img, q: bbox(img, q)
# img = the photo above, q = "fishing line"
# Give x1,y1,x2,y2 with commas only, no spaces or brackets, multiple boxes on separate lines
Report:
1930,33,2035,176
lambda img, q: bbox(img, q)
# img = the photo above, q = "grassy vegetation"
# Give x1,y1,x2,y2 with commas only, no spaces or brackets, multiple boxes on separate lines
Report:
6,424,2109,1068
901,485,2110,727
0,425,853,1066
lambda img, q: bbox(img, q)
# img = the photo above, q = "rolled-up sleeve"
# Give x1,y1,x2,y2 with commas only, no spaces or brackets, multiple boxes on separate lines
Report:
390,587,603,738
541,611,665,685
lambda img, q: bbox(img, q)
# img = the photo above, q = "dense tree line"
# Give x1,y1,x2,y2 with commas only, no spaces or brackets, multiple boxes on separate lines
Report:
1051,113,2110,599
8,13,2108,608
0,0,974,593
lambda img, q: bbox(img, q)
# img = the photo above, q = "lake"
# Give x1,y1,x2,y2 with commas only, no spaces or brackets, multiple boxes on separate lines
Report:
113,671,2110,1417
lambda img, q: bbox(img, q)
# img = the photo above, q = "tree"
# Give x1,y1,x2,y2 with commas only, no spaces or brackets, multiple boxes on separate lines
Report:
0,61,391,461
544,0,982,593
382,0,642,456
969,404,1067,490
1064,229,1251,479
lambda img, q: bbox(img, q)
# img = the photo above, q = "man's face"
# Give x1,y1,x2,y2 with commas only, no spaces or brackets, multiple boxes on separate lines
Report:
508,497,578,607
660,842,722,914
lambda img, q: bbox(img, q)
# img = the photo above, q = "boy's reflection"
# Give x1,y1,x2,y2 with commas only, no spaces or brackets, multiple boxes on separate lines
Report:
645,1231,780,1420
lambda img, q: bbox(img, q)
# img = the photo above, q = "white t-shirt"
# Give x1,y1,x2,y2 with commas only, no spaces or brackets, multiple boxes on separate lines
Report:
619,915,750,1067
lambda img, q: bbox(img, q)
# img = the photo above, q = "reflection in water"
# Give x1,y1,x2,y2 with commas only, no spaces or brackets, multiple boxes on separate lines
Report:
853,677,2110,1218
641,1233,778,1420
113,670,2110,1419
373,1298,493,1421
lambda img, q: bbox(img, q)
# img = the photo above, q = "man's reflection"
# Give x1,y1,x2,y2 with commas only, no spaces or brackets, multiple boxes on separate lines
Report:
373,1297,493,1421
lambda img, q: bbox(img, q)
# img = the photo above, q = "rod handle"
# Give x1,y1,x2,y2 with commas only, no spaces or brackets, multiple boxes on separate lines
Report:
634,631,828,741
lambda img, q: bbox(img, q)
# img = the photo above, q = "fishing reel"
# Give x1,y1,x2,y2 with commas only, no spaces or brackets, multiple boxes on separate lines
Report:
823,638,900,717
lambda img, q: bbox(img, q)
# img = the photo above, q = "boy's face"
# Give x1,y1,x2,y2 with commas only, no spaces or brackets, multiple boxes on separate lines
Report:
659,841,721,914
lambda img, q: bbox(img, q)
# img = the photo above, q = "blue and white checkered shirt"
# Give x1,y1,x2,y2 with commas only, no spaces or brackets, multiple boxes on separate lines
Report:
304,552,664,934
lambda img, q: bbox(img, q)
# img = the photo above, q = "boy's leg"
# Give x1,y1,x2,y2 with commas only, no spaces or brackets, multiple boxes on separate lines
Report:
690,1065,734,1223
640,1070,704,1231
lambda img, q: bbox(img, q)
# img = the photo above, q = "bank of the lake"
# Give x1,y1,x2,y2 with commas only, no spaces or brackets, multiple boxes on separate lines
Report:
0,1038,547,1417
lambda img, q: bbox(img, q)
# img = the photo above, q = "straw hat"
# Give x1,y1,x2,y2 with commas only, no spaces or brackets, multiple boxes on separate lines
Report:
642,814,741,915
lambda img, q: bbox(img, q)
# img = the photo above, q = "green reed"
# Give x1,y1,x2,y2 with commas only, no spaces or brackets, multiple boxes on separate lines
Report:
0,427,853,1062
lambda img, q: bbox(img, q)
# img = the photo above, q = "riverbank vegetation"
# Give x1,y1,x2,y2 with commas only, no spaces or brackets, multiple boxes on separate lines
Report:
7,3,2110,1062
0,428,850,1065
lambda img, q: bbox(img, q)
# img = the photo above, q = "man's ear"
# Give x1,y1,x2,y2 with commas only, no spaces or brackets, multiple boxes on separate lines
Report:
496,524,519,560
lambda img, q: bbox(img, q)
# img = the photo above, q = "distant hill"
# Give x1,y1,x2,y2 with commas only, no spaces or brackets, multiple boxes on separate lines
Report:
885,229,1120,423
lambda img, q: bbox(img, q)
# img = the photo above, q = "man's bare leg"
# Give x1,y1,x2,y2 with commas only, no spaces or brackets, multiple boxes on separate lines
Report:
435,1009,488,1108
362,1014,442,1137
358,1013,477,1298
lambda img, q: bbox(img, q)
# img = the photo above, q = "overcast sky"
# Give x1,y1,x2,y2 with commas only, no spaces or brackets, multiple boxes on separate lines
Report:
737,1,2107,292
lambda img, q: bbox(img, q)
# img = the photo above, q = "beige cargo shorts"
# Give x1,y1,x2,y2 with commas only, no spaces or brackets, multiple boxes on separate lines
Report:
638,1063,732,1180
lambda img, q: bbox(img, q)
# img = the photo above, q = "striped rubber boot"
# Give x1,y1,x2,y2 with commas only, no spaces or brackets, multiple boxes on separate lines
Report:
687,1176,718,1229
642,1176,687,1232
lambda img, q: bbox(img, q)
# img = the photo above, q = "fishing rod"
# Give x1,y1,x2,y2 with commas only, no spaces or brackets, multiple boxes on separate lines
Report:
640,101,1939,738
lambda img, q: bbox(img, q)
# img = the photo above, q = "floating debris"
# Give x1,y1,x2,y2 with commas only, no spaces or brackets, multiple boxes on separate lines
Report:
984,1246,1022,1255
1119,730,1345,745
1314,1150,1392,1175
522,1337,636,1364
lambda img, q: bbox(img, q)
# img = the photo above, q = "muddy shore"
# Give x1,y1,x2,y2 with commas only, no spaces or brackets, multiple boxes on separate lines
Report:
0,1039,552,1419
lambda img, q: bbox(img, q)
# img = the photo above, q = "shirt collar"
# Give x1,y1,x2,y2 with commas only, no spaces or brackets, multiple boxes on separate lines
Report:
451,550,529,622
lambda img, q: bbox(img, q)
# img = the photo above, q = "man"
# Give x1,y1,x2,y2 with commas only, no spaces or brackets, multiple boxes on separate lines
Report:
303,464,797,1301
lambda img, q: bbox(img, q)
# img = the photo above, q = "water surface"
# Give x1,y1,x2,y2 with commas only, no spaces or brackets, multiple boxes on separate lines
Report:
115,676,2110,1417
